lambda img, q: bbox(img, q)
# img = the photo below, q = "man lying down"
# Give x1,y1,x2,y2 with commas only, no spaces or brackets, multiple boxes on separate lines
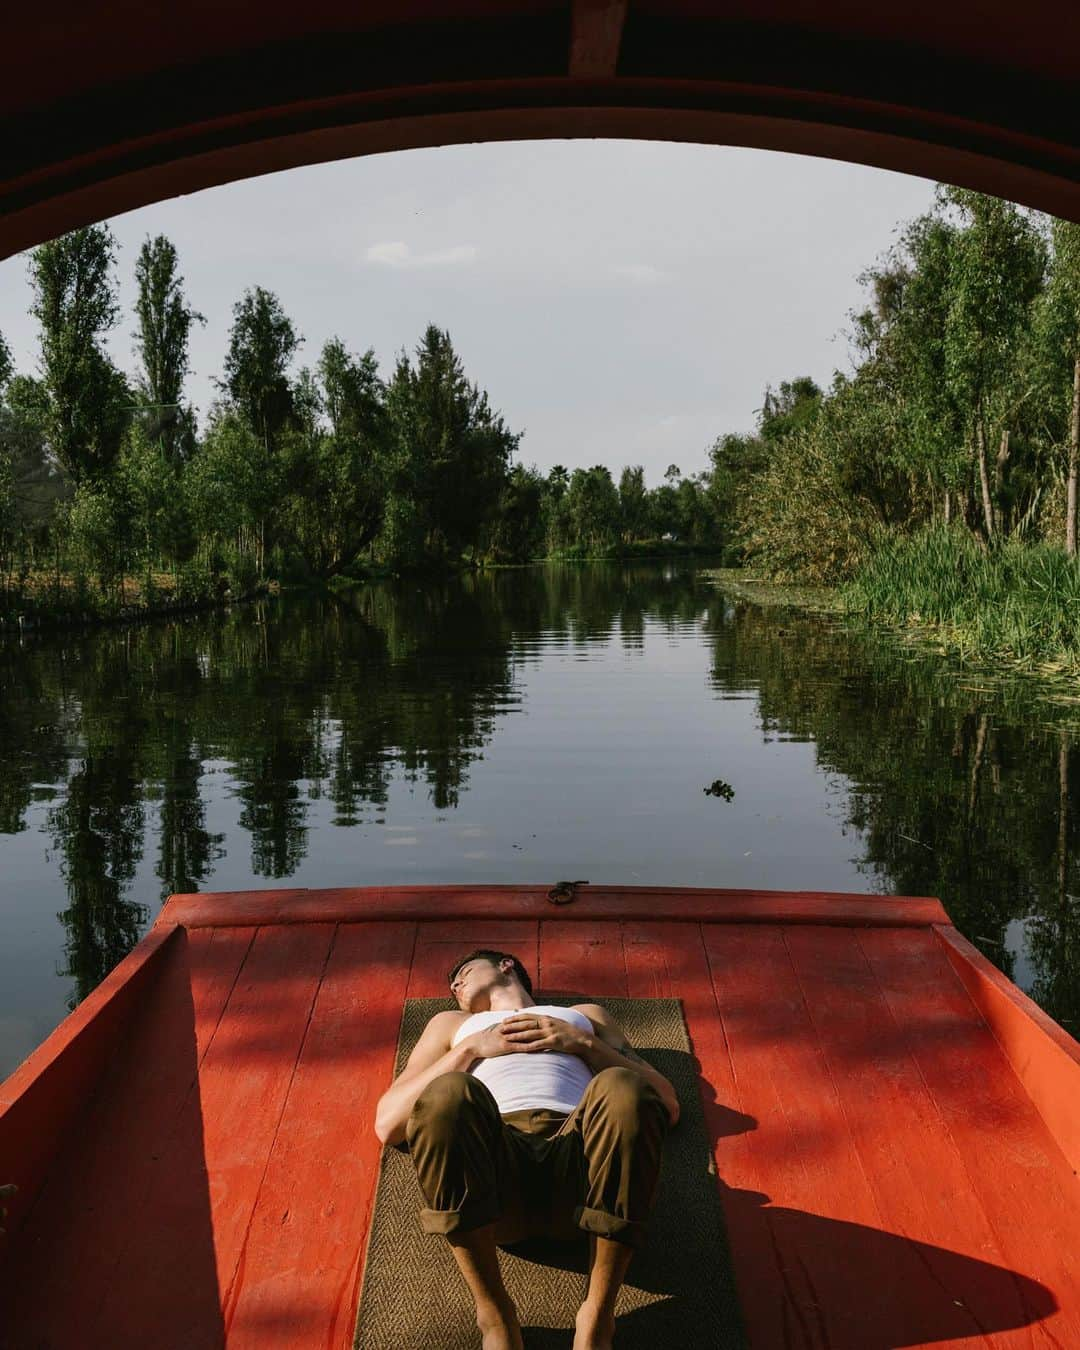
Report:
374,948,680,1350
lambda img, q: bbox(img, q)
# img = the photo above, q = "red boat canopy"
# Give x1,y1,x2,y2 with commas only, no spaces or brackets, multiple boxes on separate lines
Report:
2,1,1080,258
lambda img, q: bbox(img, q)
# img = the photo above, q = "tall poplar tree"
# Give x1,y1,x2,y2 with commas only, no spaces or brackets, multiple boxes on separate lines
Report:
28,224,130,485
132,235,204,458
218,286,301,572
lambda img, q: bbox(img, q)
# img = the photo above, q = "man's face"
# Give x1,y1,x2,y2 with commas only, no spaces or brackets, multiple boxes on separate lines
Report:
450,956,511,1011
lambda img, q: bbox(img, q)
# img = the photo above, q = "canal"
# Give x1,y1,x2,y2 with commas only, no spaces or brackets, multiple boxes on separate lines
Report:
1,561,1076,1078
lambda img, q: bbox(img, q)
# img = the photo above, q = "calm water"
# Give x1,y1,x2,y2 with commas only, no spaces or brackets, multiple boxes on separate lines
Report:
1,562,1078,1078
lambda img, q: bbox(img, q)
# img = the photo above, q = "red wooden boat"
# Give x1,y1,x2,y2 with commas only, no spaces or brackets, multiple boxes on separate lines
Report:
2,883,1079,1348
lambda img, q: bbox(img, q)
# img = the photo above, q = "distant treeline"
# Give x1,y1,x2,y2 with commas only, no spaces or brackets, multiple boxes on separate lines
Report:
0,227,727,617
8,182,1080,626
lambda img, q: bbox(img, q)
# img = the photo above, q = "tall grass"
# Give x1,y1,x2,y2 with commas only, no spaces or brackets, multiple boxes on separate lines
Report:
842,525,1080,666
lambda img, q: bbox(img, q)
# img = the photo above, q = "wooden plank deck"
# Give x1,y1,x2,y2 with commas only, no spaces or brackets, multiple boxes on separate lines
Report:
2,887,1079,1348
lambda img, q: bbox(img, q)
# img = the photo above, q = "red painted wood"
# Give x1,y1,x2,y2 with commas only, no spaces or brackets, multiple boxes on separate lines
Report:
224,922,417,1350
0,920,177,1249
621,922,777,1344
155,889,310,929
85,926,256,1345
186,927,262,1065
937,923,1080,1175
784,925,1038,1346
7,889,1080,1348
2,925,246,1347
100,923,337,1346
538,919,628,996
406,920,540,999
703,923,916,1348
158,885,951,931
861,925,1080,1346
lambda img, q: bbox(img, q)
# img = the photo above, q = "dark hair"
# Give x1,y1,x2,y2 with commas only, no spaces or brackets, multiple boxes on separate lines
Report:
448,949,534,997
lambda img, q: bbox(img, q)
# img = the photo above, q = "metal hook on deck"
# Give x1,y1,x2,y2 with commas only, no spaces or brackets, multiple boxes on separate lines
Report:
547,879,589,905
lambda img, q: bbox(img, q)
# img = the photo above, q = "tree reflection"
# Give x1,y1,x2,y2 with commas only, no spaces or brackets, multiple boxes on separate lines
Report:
2,564,1077,1031
704,595,1080,1032
50,750,147,1008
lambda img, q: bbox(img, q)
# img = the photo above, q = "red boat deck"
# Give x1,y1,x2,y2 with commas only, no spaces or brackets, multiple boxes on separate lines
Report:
2,885,1080,1348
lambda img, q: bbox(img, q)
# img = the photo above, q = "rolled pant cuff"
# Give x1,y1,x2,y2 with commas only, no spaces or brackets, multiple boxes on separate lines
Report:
419,1200,502,1238
574,1204,648,1250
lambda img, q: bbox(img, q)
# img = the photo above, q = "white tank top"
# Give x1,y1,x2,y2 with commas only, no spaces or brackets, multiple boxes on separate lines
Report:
452,1005,595,1115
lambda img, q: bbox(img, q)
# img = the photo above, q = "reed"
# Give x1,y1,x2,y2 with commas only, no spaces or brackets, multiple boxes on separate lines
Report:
842,526,1080,666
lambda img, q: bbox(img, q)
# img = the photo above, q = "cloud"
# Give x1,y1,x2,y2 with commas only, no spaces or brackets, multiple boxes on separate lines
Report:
611,262,671,284
365,241,478,268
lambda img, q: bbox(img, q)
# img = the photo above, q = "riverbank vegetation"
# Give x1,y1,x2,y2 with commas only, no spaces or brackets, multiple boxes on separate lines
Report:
712,187,1080,665
8,184,1080,653
0,227,726,624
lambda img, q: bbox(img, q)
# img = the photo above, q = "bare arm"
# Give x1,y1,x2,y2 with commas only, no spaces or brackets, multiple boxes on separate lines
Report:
373,1012,476,1147
574,1004,681,1126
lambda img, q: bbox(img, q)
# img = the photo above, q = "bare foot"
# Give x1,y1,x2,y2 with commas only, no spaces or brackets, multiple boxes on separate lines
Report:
573,1301,615,1350
476,1300,524,1350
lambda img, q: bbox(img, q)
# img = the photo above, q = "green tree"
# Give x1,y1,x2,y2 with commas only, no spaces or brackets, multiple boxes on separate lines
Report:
563,465,621,554
486,462,546,562
705,431,766,559
218,287,301,572
28,224,130,485
116,423,193,574
132,234,205,459
758,378,822,442
277,341,388,577
939,187,1046,540
220,286,301,453
382,325,518,567
1040,219,1080,554
618,464,648,542
541,465,572,554
0,375,67,539
185,405,276,587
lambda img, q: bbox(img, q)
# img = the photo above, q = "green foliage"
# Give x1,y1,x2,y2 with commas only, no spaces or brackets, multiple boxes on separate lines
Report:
723,189,1080,587
554,465,622,557
938,187,1046,425
17,191,1080,625
185,405,278,562
116,424,194,569
28,224,131,485
486,463,547,562
277,341,387,577
220,286,301,452
618,465,647,542
843,525,1080,663
758,377,823,442
381,326,519,569
66,480,132,595
132,234,205,459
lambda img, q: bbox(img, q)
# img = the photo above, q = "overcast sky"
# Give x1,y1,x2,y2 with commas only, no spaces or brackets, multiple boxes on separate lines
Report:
0,139,937,485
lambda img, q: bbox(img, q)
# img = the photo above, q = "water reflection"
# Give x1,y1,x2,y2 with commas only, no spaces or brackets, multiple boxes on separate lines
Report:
0,563,1077,1074
704,600,1080,1031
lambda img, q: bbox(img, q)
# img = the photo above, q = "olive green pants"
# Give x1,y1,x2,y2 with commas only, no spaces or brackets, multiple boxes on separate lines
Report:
404,1066,670,1250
